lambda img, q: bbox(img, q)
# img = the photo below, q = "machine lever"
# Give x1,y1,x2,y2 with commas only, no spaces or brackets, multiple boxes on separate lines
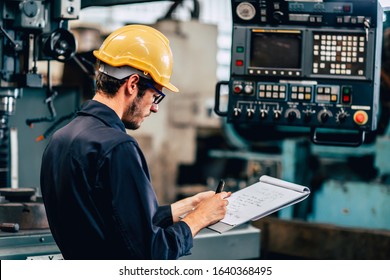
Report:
364,18,371,41
214,81,229,117
0,25,21,50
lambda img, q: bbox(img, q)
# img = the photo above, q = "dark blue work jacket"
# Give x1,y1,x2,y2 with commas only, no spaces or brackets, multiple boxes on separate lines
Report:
40,100,193,259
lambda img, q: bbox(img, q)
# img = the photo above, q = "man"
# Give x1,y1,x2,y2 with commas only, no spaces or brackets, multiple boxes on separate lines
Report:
40,25,230,260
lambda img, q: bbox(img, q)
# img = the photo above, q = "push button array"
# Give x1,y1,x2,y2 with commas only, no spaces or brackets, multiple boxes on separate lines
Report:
312,33,366,76
290,85,313,101
258,83,287,100
315,86,339,103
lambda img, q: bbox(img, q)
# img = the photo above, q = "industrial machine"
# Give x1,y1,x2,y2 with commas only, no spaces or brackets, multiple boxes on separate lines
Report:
0,0,80,188
215,0,383,147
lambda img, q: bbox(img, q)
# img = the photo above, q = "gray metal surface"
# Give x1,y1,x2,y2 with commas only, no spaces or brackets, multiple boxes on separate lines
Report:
0,230,60,260
181,224,261,260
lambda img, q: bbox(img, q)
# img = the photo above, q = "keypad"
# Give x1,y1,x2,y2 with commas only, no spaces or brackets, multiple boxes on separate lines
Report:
315,85,339,103
290,85,313,101
258,83,287,100
312,33,366,77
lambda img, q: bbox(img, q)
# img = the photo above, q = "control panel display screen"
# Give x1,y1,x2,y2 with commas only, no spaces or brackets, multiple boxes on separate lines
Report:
250,30,302,69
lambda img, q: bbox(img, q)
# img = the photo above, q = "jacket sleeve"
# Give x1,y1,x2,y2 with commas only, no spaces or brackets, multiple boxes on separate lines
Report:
101,141,193,259
153,205,174,228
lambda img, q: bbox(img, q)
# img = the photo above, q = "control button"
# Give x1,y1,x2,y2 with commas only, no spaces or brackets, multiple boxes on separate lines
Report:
235,60,244,66
343,95,350,103
236,46,244,53
353,110,368,125
244,84,253,95
233,84,243,94
343,5,351,13
342,86,352,104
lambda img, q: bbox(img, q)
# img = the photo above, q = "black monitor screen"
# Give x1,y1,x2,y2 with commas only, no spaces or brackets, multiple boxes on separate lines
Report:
250,31,302,69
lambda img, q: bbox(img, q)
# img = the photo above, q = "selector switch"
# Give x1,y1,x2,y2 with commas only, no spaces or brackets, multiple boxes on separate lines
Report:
247,108,254,119
336,109,349,124
304,112,312,123
273,11,284,23
273,110,281,120
233,107,242,117
320,111,330,123
288,111,297,122
260,109,268,120
303,109,314,123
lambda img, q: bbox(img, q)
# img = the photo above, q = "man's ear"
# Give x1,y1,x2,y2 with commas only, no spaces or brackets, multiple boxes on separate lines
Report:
125,74,140,95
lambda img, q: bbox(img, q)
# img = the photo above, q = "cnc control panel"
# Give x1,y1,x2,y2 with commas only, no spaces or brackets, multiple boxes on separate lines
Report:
216,0,383,146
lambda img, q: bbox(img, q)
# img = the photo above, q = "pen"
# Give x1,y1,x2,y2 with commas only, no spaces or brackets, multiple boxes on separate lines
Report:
215,179,225,193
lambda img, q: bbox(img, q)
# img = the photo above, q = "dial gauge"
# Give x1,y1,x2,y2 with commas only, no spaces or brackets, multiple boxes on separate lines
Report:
236,2,256,20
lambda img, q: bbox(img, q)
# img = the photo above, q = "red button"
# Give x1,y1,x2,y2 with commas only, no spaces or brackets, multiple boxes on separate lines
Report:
343,95,350,103
355,113,364,123
353,110,368,125
235,60,244,66
343,5,351,12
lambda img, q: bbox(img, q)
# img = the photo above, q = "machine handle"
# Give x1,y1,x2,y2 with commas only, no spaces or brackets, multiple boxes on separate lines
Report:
310,127,365,147
0,222,19,233
214,81,229,117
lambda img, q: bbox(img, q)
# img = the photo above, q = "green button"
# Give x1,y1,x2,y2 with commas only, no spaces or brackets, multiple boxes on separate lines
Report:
236,46,244,53
343,87,351,94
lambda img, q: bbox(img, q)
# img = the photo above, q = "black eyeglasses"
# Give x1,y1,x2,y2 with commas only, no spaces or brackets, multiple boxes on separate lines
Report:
146,82,165,104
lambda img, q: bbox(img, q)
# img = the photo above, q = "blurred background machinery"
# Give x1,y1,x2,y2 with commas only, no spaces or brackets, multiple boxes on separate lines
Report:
1,0,390,260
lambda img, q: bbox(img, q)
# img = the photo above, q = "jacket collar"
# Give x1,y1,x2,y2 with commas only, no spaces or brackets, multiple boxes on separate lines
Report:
77,100,126,132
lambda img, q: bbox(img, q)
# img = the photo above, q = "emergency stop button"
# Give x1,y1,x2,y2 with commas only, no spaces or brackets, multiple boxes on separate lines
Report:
353,110,368,125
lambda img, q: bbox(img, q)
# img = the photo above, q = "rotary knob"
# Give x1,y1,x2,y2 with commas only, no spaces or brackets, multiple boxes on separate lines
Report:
337,111,348,123
273,11,284,23
287,111,297,122
320,111,330,123
304,111,312,123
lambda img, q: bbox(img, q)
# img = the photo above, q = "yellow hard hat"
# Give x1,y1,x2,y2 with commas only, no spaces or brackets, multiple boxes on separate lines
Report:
93,24,178,92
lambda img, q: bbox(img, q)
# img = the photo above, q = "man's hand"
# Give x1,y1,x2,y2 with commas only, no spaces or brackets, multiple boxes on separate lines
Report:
181,191,231,237
171,191,215,222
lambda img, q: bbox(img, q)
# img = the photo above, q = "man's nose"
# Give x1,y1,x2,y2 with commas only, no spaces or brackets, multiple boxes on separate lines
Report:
150,103,159,113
